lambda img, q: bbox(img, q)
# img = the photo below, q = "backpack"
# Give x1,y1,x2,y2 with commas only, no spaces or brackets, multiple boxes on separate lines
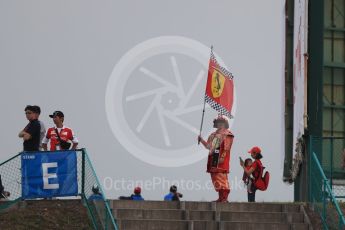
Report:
253,161,270,191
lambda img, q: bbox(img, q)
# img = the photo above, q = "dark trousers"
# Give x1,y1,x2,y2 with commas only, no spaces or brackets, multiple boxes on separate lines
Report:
247,190,256,202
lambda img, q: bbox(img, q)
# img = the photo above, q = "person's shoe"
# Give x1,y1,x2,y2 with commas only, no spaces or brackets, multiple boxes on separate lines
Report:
217,190,224,202
212,191,222,202
220,189,230,202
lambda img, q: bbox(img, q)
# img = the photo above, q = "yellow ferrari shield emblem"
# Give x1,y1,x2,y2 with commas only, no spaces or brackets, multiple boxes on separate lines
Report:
211,69,225,98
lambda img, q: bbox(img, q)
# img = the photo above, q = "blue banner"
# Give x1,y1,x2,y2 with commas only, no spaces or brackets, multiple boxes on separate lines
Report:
21,151,78,199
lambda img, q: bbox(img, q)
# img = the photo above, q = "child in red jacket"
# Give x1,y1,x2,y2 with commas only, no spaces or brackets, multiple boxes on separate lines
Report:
242,158,255,202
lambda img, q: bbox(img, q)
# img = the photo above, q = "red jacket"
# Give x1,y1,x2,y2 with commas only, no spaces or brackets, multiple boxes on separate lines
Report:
206,129,234,173
44,126,76,151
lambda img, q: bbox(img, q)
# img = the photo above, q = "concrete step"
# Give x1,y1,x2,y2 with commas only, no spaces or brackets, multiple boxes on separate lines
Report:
117,219,309,230
198,202,300,213
112,200,180,210
114,209,304,223
218,211,304,223
111,200,301,213
114,209,185,220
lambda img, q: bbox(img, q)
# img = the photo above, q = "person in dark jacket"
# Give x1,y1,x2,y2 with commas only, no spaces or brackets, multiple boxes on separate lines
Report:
18,105,41,151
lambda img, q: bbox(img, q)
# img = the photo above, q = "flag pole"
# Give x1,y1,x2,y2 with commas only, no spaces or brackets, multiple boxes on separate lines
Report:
198,45,213,145
198,97,207,145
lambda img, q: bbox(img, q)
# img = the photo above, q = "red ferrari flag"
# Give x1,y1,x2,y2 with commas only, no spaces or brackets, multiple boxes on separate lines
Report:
204,49,234,118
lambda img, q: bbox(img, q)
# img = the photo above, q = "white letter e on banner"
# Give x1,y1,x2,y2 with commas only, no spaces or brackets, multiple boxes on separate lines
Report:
42,162,59,190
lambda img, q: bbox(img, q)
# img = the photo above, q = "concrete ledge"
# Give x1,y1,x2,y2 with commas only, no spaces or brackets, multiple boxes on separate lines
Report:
114,209,185,220
221,222,309,230
118,219,189,230
112,200,180,210
117,219,309,230
113,208,304,223
112,200,301,212
220,211,304,223
215,203,300,213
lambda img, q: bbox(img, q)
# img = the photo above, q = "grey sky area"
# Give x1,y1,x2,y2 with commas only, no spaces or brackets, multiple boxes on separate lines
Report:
0,0,292,201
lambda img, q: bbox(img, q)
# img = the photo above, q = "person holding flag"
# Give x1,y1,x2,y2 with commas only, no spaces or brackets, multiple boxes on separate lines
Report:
198,47,235,202
198,116,234,202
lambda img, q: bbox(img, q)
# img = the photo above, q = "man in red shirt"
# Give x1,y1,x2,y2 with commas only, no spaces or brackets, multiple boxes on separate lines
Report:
42,111,79,151
198,115,234,202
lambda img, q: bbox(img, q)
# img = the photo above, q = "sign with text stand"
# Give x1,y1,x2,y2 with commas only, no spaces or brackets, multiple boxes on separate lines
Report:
21,151,78,199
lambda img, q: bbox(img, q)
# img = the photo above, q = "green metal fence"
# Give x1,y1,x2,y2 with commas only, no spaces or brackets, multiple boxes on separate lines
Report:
0,148,118,230
310,136,345,198
0,152,22,209
309,138,345,229
322,137,345,177
309,151,345,229
322,137,345,199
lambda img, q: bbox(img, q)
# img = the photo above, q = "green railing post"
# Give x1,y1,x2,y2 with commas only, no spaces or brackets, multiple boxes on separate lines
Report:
83,149,118,230
81,149,86,195
82,193,98,230
105,210,108,229
309,135,313,202
323,179,327,230
339,216,342,230
311,151,345,230
330,138,333,191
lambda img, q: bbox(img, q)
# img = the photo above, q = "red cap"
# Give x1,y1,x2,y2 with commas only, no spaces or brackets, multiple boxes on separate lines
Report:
134,187,141,194
248,146,261,154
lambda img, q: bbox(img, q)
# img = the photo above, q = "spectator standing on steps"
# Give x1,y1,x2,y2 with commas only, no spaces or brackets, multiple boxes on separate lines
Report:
198,115,234,203
26,105,46,150
19,105,41,151
42,111,78,151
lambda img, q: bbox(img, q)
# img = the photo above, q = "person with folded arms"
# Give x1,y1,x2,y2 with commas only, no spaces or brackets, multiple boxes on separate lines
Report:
19,105,42,151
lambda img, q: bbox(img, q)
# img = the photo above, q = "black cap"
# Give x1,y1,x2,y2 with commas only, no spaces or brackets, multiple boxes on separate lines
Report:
170,185,177,193
49,111,64,118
